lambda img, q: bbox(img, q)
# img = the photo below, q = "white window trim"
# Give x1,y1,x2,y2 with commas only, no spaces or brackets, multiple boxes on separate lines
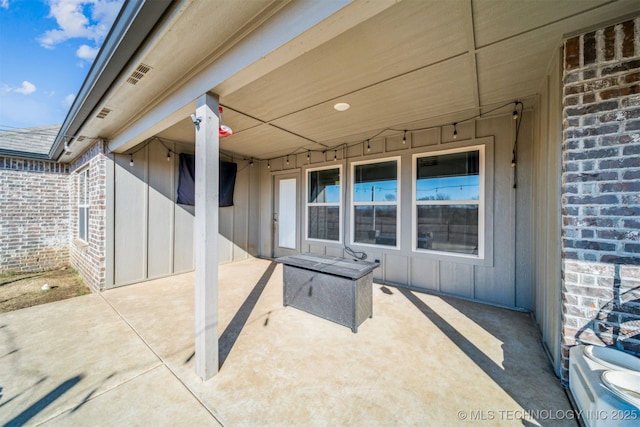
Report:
78,168,90,243
412,144,485,259
350,156,401,250
305,164,343,244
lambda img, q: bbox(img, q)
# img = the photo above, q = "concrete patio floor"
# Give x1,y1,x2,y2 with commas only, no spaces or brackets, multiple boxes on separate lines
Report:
1,258,576,426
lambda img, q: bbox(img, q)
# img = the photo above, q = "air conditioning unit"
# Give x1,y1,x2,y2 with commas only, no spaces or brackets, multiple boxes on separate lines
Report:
569,345,640,427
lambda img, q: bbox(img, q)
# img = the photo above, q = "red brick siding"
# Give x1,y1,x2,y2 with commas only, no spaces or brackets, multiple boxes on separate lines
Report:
561,17,640,384
0,157,70,273
0,141,109,292
68,142,108,291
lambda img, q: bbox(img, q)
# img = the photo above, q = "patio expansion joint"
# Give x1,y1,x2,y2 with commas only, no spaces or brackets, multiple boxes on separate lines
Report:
33,364,166,427
97,292,225,426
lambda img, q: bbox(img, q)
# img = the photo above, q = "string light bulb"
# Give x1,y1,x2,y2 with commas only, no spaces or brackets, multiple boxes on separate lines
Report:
453,123,458,140
286,155,289,165
307,151,310,162
402,130,407,145
512,104,519,120
334,150,337,161
167,150,171,161
129,154,134,167
250,159,254,167
267,160,271,169
367,140,371,152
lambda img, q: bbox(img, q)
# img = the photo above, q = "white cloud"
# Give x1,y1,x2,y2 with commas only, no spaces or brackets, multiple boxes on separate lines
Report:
38,0,92,48
62,93,76,109
0,0,9,10
38,0,123,58
13,81,37,95
88,0,122,39
76,44,99,60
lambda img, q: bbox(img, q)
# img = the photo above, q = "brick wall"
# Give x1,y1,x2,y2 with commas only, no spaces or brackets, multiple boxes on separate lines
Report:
68,141,108,291
561,17,640,384
0,142,109,291
0,157,70,273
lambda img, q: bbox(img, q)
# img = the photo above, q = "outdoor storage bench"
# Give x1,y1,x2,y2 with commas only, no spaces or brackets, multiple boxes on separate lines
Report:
276,254,380,332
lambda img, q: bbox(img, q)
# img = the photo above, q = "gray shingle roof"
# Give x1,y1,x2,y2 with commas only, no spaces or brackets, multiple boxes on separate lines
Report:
0,125,61,156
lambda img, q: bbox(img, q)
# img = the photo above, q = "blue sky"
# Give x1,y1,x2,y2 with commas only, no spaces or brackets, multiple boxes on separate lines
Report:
417,175,479,201
0,0,123,129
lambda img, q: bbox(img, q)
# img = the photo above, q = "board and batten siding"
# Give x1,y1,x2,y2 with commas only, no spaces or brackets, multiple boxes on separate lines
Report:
110,140,256,287
259,112,535,311
533,46,563,377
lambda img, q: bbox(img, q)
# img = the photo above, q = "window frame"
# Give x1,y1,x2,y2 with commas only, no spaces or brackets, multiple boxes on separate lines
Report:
350,156,401,250
305,164,343,244
412,144,485,259
78,167,90,243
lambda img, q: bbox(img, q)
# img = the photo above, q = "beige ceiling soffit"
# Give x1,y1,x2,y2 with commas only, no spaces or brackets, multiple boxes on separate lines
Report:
263,51,470,126
221,106,329,149
109,103,194,154
267,123,328,148
68,1,189,151
476,0,627,50
179,0,294,88
111,0,291,137
462,0,480,110
107,0,372,152
120,0,398,134
562,8,640,38
214,0,399,96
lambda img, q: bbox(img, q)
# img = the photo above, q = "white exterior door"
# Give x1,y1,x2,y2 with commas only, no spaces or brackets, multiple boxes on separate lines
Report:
274,173,299,257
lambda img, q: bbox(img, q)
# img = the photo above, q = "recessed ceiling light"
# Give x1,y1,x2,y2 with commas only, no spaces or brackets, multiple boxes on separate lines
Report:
334,102,350,111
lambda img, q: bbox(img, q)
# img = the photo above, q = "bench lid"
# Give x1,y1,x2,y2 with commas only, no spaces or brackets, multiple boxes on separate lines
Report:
276,254,380,279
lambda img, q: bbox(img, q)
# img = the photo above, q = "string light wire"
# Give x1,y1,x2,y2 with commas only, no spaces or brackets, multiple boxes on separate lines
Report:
253,100,522,168
116,100,523,172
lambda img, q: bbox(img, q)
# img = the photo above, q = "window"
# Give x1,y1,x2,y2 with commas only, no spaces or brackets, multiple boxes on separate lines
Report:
78,168,89,242
351,158,400,248
413,146,483,257
307,166,341,242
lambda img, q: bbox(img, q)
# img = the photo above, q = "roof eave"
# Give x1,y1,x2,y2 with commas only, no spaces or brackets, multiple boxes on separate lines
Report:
50,0,174,162
0,149,52,161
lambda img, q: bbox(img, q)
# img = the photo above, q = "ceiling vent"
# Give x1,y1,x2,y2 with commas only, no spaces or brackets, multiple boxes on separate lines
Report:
126,63,152,85
76,136,86,142
96,108,112,119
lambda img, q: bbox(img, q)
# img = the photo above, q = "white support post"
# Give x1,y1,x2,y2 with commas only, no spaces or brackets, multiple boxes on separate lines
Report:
194,93,220,380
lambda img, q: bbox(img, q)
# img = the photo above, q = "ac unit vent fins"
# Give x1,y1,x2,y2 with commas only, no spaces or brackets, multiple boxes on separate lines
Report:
96,108,112,119
126,63,152,85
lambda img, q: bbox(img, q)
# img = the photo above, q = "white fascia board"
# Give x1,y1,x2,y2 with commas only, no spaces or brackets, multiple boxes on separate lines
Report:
107,0,398,153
